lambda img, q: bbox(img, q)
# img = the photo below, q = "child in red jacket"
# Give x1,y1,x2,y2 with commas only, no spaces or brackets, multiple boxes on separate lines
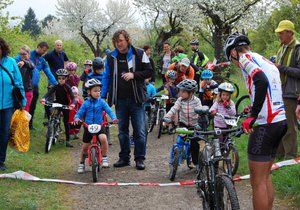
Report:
69,86,83,139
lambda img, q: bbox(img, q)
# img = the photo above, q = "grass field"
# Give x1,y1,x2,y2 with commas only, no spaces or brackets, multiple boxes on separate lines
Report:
0,71,299,208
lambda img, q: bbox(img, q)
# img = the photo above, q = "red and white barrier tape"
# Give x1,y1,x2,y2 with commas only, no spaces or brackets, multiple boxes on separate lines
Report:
0,157,299,187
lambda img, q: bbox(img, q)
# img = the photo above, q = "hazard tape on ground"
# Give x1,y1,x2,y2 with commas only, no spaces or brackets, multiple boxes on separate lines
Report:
0,157,299,187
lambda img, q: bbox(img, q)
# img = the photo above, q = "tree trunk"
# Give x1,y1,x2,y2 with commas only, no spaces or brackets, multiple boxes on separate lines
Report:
212,25,231,62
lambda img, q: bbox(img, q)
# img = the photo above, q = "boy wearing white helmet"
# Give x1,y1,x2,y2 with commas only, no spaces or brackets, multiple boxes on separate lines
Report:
210,82,236,129
74,79,118,172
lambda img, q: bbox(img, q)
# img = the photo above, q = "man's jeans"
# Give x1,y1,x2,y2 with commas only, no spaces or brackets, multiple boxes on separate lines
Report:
0,108,14,164
116,98,146,162
29,86,39,127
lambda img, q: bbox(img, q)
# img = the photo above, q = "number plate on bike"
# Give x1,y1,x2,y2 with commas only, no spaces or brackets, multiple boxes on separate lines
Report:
52,103,63,108
88,124,101,134
225,119,237,127
161,95,169,100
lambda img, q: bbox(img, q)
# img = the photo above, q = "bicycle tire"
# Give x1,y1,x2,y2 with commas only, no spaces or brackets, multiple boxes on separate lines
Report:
157,110,164,139
148,109,157,133
196,155,210,210
169,147,180,181
52,121,59,145
228,145,239,176
91,147,99,182
216,175,240,210
235,95,251,115
45,121,54,153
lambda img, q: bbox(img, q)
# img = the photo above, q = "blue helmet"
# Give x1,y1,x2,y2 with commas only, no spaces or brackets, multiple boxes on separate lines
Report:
201,69,213,79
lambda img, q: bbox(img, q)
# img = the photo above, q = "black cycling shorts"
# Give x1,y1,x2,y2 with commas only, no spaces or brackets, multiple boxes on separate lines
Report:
82,126,106,143
248,120,287,162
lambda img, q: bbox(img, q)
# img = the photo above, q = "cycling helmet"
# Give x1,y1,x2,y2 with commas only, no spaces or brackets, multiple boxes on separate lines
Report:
201,69,213,79
66,62,77,71
190,39,199,45
85,78,102,89
56,68,69,76
92,57,104,70
84,59,93,65
71,86,79,94
223,32,251,61
269,55,276,63
218,82,234,93
176,79,198,92
166,70,177,80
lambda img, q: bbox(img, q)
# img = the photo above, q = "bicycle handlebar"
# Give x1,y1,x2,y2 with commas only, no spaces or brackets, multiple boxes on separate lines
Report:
43,101,70,109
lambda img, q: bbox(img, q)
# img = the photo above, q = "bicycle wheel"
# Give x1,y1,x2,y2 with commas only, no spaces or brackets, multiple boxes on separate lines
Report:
91,147,100,182
224,145,239,176
196,160,210,210
216,175,240,210
157,110,165,139
52,121,59,145
235,95,251,115
148,109,157,133
45,121,54,153
169,147,180,181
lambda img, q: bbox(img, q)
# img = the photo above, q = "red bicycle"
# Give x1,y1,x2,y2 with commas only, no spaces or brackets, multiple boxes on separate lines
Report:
79,121,114,182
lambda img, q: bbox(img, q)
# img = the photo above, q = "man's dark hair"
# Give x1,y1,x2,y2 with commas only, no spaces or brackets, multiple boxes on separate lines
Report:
37,41,49,49
143,45,151,51
174,46,185,54
112,29,132,47
163,41,170,46
235,45,250,53
0,37,11,57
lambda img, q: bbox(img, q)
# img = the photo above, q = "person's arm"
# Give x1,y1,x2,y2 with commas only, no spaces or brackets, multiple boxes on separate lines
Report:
11,58,26,107
41,59,58,85
43,86,57,101
151,85,157,97
209,101,218,113
63,52,69,67
225,100,236,116
251,71,268,118
165,98,181,118
102,100,117,120
74,102,86,121
133,52,153,80
278,47,300,78
101,59,111,99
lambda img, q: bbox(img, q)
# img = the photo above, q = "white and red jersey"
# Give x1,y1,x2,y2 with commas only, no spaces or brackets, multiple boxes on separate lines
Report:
239,52,286,125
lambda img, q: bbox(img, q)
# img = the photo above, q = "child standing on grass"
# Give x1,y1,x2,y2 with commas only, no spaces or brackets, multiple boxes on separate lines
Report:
74,79,118,173
69,86,83,140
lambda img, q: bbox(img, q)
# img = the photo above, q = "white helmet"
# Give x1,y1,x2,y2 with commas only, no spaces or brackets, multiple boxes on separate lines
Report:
85,78,102,89
218,82,234,93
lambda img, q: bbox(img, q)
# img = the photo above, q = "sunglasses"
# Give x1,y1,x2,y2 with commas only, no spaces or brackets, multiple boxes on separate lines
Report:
58,77,67,80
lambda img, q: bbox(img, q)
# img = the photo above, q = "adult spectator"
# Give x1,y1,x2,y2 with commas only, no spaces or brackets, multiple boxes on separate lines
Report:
44,40,69,76
161,42,175,83
143,45,156,84
0,37,26,170
101,29,153,170
275,20,300,159
168,58,195,85
190,39,209,90
224,32,287,210
15,42,58,130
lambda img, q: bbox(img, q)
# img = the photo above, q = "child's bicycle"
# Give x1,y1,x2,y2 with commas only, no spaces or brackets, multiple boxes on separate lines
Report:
163,118,193,181
77,121,115,182
42,101,69,153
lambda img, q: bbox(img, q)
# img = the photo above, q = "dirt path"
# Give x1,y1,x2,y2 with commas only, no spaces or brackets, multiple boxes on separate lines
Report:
64,127,292,210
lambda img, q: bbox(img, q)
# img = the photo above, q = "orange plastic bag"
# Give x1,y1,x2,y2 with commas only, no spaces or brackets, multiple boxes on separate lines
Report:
9,110,31,152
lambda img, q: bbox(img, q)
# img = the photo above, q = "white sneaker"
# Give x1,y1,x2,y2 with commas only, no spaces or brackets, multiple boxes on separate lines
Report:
102,157,109,168
77,163,85,174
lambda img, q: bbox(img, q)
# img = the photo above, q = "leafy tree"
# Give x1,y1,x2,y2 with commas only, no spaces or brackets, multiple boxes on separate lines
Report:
41,14,57,28
21,7,41,37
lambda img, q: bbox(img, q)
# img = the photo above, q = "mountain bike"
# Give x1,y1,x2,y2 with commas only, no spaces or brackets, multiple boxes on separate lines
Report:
194,127,242,210
43,102,69,153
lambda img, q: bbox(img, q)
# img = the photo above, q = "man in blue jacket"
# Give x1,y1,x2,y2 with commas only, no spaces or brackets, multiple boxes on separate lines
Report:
16,42,57,129
101,30,153,170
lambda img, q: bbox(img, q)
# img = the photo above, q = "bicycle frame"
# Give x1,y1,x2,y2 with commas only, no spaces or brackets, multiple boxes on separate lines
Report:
169,134,191,166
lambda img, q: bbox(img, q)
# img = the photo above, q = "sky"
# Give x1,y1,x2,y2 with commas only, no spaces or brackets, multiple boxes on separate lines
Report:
5,0,110,20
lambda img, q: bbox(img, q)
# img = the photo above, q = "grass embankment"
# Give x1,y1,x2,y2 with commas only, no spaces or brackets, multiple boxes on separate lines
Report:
0,75,73,209
230,69,300,207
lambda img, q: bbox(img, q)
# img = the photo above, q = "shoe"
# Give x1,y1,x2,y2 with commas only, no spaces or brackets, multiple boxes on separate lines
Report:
0,163,6,171
66,141,74,148
77,163,85,173
135,160,145,170
113,159,130,168
102,157,109,168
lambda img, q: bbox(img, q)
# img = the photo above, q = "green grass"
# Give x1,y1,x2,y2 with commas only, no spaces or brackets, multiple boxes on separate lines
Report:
0,74,73,209
230,69,300,207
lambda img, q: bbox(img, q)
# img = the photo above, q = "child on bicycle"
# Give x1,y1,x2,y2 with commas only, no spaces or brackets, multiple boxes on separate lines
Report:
41,69,75,148
87,57,104,81
144,77,157,115
80,59,93,99
74,79,118,173
164,79,202,167
69,86,83,140
199,69,218,107
210,82,236,128
66,62,80,87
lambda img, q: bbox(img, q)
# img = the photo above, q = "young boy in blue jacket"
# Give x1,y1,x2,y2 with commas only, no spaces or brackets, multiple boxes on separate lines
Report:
74,79,118,173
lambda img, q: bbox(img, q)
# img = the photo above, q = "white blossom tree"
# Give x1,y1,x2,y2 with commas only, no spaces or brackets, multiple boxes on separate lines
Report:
56,0,134,56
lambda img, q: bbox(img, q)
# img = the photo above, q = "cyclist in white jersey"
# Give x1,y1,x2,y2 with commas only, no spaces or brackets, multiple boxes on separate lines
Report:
224,32,287,210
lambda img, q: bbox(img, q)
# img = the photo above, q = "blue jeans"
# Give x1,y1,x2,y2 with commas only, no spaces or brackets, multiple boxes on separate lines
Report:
116,98,146,162
0,108,14,164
